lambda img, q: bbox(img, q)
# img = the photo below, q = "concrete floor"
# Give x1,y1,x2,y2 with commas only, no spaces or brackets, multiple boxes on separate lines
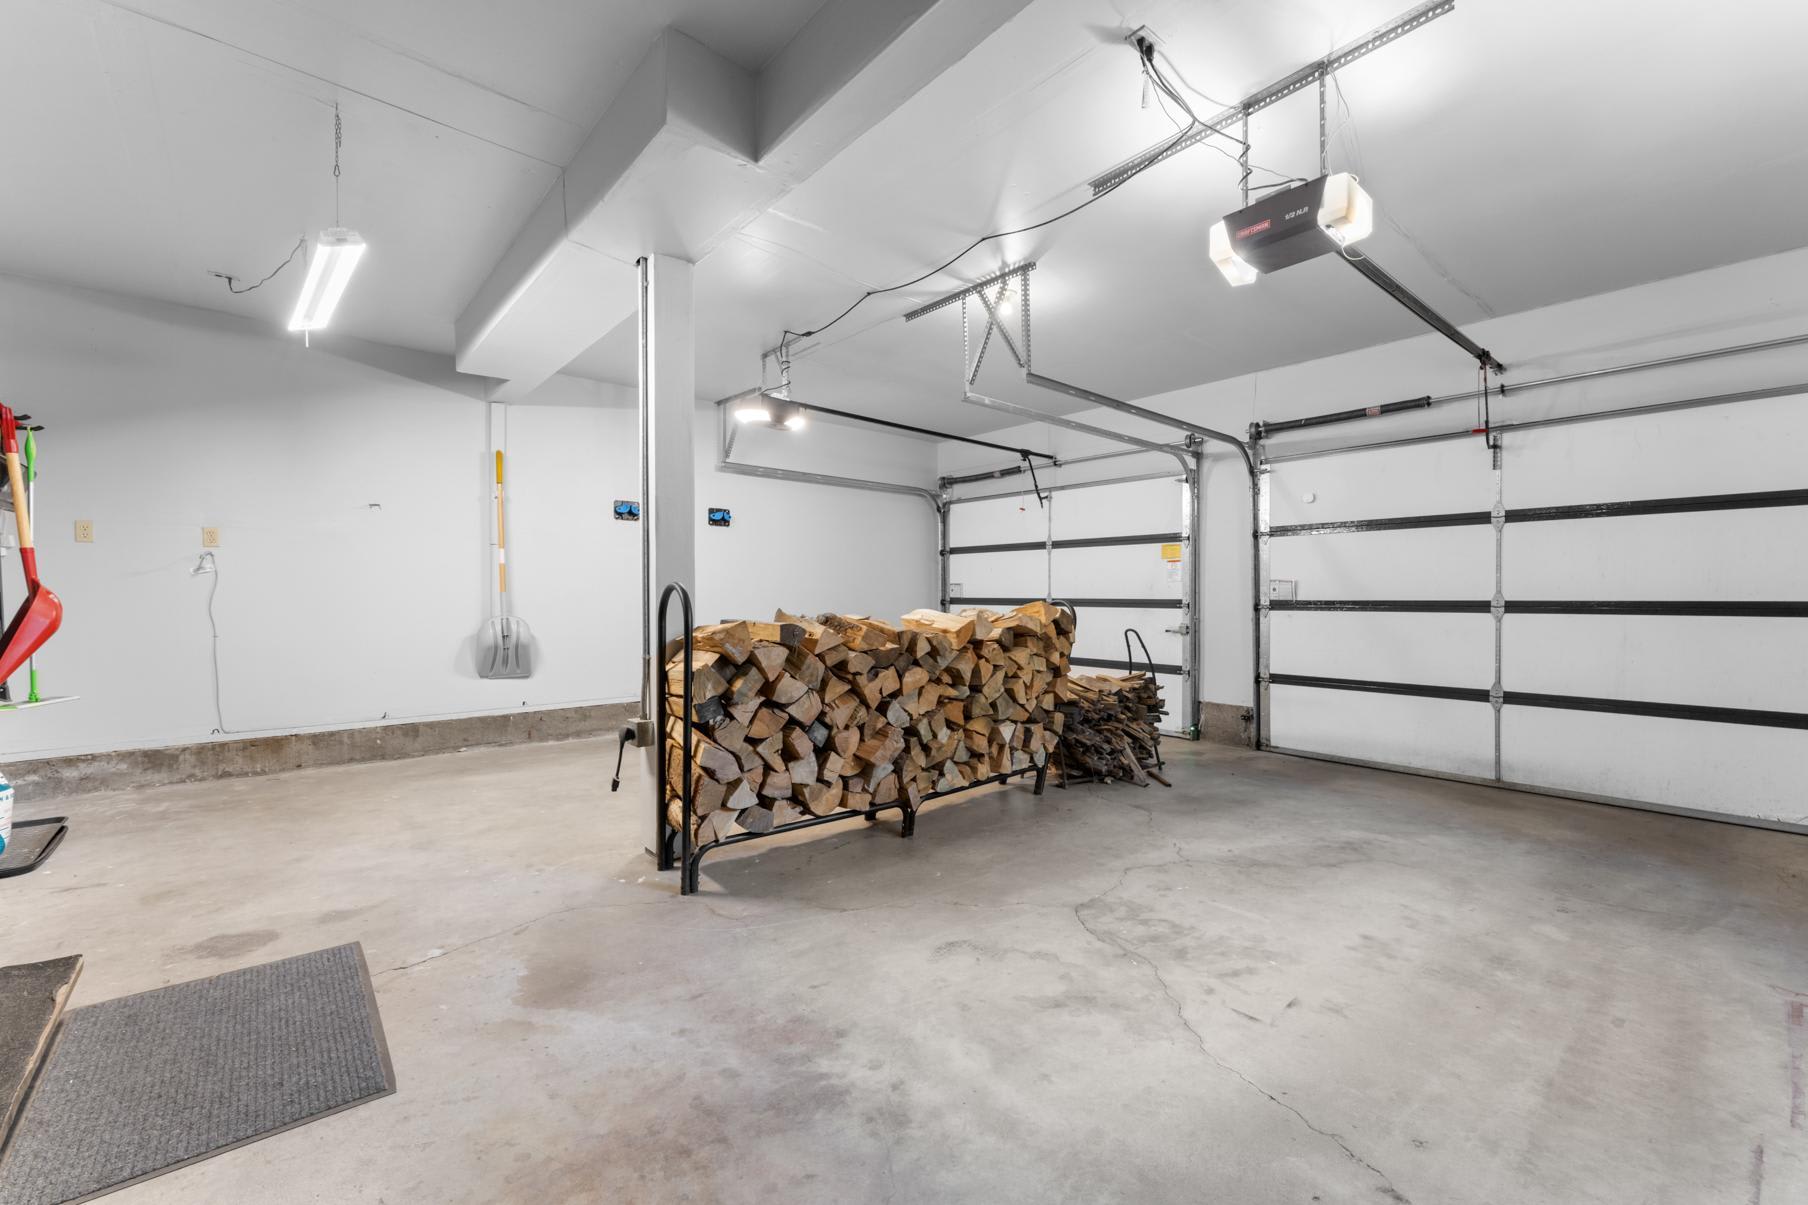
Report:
4,738,1805,1204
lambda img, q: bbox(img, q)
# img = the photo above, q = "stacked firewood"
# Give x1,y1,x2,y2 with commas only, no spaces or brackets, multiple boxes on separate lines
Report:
664,601,1075,844
1055,672,1169,786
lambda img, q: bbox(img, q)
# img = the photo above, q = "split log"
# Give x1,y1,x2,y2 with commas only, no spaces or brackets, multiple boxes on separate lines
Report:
662,600,1076,845
1055,672,1166,786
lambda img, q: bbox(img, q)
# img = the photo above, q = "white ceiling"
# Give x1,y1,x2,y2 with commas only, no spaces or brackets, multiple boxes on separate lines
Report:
0,0,826,353
6,0,1808,434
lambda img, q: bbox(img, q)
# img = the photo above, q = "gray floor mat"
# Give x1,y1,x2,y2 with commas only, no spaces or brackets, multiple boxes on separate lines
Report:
0,943,394,1204
0,957,82,1150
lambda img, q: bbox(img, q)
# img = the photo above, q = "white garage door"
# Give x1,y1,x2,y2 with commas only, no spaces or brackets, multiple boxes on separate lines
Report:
1260,389,1808,828
945,472,1197,736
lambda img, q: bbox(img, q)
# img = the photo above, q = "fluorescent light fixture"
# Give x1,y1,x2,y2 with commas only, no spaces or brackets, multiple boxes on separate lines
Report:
1317,172,1374,246
732,395,773,424
782,408,807,431
1208,220,1259,286
288,228,366,332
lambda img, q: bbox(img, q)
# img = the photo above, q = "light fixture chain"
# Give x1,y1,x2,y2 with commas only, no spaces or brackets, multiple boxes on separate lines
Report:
333,103,343,227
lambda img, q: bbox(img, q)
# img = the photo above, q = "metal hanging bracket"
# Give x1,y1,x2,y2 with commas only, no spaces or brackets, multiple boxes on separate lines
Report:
903,261,1035,322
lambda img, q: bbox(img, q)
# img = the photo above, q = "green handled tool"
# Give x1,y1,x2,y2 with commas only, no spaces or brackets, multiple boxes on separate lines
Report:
23,428,39,703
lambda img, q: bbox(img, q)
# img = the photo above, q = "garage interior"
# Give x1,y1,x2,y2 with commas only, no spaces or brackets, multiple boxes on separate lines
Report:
1,1,1805,1202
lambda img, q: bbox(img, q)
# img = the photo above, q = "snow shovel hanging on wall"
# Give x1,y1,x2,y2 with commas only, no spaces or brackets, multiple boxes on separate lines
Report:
0,405,62,685
477,449,534,678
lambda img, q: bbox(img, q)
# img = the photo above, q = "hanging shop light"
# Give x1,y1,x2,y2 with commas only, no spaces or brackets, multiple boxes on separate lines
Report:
289,104,366,332
1209,172,1374,286
731,394,774,424
288,228,366,332
731,391,807,431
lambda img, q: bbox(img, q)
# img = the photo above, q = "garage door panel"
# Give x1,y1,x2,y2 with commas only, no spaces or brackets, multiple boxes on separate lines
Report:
1504,392,1808,508
1269,687,1494,778
1071,607,1183,669
1502,709,1808,825
948,495,1046,549
1263,393,1805,826
1271,612,1492,686
1270,527,1495,598
1504,509,1808,597
1053,476,1187,539
1506,614,1808,711
1055,544,1180,599
1269,440,1495,526
949,548,1046,600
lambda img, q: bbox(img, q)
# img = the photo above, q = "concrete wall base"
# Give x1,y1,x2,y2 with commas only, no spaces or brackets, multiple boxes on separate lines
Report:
5,703,637,802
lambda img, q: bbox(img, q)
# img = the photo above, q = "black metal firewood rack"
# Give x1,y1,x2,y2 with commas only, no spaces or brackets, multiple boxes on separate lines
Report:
653,582,1047,896
1053,625,1168,789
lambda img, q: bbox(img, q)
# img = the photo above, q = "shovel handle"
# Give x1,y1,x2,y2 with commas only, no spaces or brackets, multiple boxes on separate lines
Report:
494,450,507,594
5,450,28,551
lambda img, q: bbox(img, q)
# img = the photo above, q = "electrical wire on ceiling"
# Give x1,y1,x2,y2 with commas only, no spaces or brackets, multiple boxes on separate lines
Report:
209,236,306,295
777,36,1283,352
1138,47,1303,196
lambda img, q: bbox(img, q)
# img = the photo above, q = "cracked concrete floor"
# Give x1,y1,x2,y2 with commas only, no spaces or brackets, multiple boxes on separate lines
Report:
5,737,1806,1204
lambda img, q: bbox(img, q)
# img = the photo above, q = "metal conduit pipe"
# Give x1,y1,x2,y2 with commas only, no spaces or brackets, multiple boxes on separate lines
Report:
1261,380,1808,466
947,469,1186,506
1021,369,1262,745
941,443,1186,488
1024,371,1252,471
1258,395,1433,436
1257,330,1808,439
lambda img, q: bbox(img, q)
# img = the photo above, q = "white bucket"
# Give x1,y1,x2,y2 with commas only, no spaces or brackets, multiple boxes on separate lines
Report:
0,771,12,855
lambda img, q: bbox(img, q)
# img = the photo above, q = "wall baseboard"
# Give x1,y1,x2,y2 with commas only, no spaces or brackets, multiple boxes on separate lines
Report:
1199,702,1254,747
5,703,638,803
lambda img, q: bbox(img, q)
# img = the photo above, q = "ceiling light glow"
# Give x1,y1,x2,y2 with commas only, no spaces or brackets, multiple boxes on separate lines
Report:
287,228,366,331
1317,172,1374,246
732,395,773,424
1208,221,1259,286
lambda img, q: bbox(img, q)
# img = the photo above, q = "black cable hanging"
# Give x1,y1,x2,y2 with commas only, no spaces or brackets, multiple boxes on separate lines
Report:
209,102,343,298
778,40,1268,352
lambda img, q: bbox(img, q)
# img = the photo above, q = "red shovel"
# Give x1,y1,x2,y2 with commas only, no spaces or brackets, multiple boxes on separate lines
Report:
0,405,61,684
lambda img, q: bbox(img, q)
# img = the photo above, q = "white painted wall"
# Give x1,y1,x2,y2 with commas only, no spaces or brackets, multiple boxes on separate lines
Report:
0,275,936,760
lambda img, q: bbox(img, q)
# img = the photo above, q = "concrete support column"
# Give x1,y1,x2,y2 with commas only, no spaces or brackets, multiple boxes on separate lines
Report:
637,254,696,859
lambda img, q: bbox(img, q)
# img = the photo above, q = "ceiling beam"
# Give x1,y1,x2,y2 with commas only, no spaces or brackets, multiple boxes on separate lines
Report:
455,0,1035,400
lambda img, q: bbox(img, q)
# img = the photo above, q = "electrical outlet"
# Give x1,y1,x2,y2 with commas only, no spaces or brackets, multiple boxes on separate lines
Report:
74,519,94,543
202,527,221,548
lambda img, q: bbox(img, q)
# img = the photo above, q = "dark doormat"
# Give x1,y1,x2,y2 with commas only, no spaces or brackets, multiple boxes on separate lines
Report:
0,821,68,879
0,957,82,1150
0,943,395,1204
